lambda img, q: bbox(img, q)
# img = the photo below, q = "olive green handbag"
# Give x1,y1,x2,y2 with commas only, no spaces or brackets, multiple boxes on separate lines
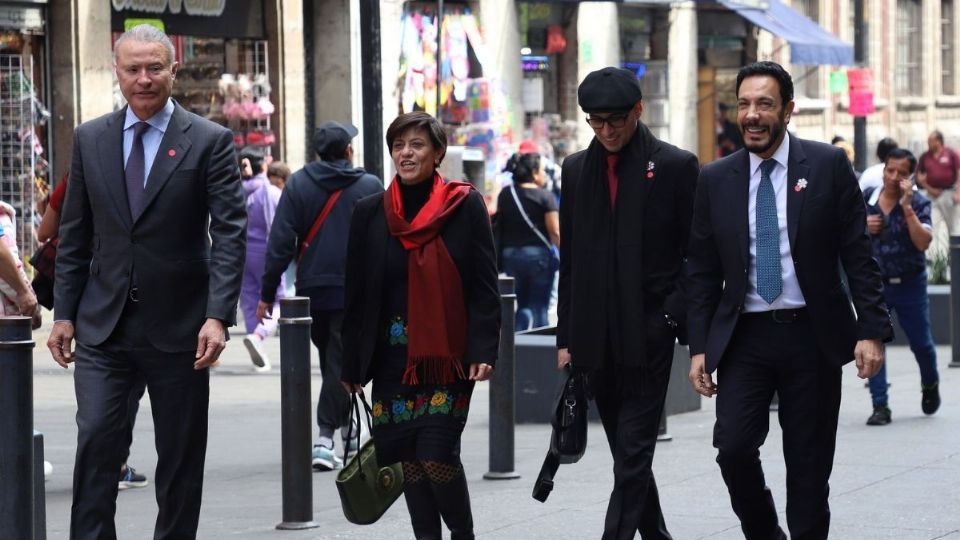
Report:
336,392,404,525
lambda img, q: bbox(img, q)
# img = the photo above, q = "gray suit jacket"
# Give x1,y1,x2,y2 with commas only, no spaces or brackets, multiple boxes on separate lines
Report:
54,102,246,352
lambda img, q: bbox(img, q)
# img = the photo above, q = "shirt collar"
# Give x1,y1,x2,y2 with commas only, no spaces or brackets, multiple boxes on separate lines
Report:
123,98,174,133
749,131,791,177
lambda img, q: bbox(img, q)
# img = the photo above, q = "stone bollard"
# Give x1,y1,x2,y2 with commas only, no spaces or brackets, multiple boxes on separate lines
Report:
484,276,521,480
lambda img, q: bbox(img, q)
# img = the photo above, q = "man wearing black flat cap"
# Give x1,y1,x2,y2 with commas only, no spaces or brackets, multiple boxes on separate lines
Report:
556,66,699,539
258,120,382,470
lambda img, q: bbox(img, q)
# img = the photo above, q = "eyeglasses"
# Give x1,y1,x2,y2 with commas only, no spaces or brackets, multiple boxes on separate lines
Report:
586,113,630,129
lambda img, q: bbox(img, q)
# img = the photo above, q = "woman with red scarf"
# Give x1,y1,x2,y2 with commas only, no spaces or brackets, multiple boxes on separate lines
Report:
341,112,500,539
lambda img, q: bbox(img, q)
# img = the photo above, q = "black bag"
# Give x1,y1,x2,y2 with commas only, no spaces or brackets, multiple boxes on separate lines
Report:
532,368,588,502
29,240,56,309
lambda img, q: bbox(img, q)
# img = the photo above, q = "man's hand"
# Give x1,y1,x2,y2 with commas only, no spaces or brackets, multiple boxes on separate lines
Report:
194,318,227,370
256,300,273,322
854,339,884,379
689,353,718,397
557,348,572,371
866,214,883,236
47,321,75,368
469,363,494,381
341,382,364,394
900,178,914,207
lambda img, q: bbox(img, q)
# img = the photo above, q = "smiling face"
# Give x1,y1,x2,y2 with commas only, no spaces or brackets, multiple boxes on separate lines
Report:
737,75,794,159
587,101,643,153
115,39,178,121
391,127,442,185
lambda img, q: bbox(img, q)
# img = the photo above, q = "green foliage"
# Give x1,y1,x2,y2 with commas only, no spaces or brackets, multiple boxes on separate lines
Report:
928,247,950,284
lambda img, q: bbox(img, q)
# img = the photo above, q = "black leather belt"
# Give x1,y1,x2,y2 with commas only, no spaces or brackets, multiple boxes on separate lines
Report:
741,308,807,323
128,286,139,303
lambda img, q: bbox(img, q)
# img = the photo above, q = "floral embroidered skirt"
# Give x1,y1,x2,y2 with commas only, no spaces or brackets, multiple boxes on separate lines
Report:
369,315,474,466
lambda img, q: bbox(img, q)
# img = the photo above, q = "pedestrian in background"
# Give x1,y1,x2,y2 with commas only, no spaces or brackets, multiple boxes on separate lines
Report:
863,148,940,425
239,145,283,369
258,121,382,470
47,24,245,538
341,111,500,539
557,67,699,540
267,160,291,190
686,61,891,540
859,137,898,192
495,151,559,330
916,130,960,258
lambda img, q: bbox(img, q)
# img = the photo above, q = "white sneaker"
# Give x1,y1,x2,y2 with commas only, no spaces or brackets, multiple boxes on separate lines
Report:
242,334,271,369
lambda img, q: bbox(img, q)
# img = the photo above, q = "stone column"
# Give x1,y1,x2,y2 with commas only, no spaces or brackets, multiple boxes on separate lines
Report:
667,1,698,153
576,2,620,149
480,0,524,142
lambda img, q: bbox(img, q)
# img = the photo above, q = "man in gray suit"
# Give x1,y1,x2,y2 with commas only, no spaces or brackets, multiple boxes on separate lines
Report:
47,25,246,539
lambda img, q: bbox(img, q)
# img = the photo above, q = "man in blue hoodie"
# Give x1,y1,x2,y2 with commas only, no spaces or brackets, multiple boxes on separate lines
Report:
258,121,383,470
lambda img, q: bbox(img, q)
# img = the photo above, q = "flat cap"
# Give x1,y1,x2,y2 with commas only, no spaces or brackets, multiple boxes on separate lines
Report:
577,67,643,113
313,120,358,158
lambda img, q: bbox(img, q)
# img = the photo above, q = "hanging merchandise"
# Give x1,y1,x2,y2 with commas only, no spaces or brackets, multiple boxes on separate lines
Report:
545,25,567,55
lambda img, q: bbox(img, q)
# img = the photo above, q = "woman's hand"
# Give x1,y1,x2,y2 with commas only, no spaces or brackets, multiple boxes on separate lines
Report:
341,382,364,394
469,363,494,381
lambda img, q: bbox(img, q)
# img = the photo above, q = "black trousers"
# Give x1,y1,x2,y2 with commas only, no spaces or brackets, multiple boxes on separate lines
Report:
311,309,350,437
70,300,210,540
593,333,674,540
714,312,842,540
119,374,147,465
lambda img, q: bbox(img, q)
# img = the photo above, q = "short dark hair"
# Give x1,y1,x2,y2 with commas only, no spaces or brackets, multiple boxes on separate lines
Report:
875,137,898,162
830,135,846,145
931,130,945,144
509,153,541,185
239,145,266,172
885,147,917,174
736,61,794,107
385,112,447,165
267,161,291,180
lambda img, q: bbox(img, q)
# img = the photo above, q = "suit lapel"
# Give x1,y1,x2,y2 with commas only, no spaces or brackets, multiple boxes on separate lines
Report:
731,150,750,267
786,136,811,250
136,104,193,223
97,109,133,229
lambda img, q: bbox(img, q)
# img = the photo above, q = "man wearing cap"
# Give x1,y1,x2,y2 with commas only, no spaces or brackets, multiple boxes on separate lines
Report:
686,61,891,539
556,66,699,539
258,121,382,470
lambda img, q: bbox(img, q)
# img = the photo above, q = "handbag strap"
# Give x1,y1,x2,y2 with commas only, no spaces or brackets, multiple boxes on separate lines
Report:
343,391,375,464
298,189,344,263
508,185,554,252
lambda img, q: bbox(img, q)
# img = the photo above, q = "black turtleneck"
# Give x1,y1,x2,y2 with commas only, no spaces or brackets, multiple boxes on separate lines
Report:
399,178,433,222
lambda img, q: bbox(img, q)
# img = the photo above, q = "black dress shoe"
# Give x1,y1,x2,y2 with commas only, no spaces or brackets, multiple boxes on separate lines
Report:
866,405,891,426
922,382,941,415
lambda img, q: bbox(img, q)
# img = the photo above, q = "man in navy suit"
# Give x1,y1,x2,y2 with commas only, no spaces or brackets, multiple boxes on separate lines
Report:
686,61,892,540
47,25,245,539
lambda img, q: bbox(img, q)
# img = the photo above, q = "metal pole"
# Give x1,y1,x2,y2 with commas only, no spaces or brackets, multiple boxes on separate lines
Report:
484,276,520,480
359,0,384,181
0,316,35,540
853,0,868,172
33,431,45,540
275,298,319,530
436,0,444,116
950,236,960,367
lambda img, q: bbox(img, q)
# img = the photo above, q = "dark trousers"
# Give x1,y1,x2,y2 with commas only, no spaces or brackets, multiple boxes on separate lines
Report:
70,300,210,540
593,335,674,540
501,245,555,331
119,375,147,465
714,312,842,540
311,309,350,438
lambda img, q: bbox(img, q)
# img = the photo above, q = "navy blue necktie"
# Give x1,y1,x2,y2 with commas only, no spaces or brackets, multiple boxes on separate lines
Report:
756,159,782,304
125,121,150,217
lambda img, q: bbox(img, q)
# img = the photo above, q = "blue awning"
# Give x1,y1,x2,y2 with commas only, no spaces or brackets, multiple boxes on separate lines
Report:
719,0,854,66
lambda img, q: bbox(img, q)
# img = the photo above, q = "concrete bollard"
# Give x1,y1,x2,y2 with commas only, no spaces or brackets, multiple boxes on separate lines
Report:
950,236,960,367
484,276,521,480
0,316,35,539
275,298,319,530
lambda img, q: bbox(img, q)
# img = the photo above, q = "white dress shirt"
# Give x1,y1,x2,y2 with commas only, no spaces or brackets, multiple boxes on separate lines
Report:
743,132,807,312
122,99,175,185
859,162,884,192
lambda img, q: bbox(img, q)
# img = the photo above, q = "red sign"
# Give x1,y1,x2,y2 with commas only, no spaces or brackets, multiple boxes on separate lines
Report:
849,91,875,116
847,68,875,117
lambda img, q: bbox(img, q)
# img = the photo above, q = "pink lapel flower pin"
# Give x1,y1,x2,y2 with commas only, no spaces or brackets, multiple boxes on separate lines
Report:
168,149,177,157
794,178,808,192
646,161,655,179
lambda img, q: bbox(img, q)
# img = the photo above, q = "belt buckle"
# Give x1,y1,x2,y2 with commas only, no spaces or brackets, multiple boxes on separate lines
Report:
128,286,139,303
771,309,794,323
888,277,902,285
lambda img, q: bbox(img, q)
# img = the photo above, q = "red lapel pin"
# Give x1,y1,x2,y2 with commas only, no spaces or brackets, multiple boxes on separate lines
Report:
168,149,176,157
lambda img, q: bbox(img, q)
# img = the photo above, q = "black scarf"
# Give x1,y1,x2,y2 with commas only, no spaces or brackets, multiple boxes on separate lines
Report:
571,122,657,378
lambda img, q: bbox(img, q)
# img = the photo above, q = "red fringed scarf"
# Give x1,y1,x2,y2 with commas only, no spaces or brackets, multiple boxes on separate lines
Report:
384,172,473,385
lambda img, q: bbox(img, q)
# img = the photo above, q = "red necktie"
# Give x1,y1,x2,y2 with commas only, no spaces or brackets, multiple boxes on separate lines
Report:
606,154,619,208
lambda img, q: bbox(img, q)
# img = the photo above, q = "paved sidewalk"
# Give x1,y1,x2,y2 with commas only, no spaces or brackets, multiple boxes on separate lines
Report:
28,320,960,539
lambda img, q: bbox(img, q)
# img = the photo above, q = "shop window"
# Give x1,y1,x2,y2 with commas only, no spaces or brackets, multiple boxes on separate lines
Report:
943,0,955,95
792,0,821,99
896,0,923,95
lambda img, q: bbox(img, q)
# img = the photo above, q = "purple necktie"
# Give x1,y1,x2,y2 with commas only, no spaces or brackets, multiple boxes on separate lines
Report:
125,121,150,217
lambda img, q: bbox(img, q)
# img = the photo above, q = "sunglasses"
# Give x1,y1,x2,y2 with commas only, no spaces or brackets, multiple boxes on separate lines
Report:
586,112,630,130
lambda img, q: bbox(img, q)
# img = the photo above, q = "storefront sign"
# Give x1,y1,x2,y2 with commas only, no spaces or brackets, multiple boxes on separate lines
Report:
521,55,549,73
829,70,848,93
0,6,44,32
112,0,264,39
